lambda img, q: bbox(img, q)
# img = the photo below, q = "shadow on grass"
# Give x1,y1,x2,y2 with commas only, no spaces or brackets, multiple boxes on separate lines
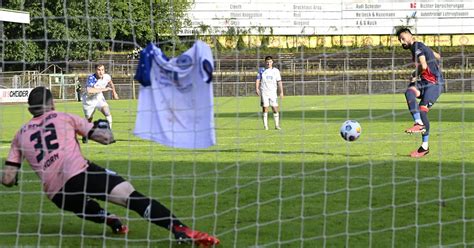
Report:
216,107,474,122
186,148,366,158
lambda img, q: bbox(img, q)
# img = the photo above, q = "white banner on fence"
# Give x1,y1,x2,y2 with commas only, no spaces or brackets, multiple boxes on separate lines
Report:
183,0,474,35
0,88,33,103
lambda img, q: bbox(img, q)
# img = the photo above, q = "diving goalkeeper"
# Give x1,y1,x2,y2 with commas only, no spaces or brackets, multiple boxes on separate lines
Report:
1,86,219,246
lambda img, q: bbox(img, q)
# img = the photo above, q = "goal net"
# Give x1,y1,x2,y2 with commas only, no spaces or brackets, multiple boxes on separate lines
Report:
1,0,474,247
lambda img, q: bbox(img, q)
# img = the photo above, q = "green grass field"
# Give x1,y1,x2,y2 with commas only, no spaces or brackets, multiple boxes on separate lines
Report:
1,93,473,247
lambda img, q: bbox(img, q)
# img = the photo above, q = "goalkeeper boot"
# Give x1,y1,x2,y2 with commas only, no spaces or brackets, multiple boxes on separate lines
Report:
172,224,220,247
410,146,430,158
106,215,129,234
405,123,426,134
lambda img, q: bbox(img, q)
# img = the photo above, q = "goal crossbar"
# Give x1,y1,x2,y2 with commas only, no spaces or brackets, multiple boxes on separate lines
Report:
0,8,30,24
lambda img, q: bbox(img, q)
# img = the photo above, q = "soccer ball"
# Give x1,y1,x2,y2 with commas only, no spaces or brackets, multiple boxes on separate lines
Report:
340,120,361,142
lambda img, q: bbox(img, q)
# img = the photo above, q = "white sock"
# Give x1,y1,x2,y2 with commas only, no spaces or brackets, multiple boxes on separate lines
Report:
421,142,428,150
106,115,113,129
263,112,268,127
273,113,280,127
413,113,423,125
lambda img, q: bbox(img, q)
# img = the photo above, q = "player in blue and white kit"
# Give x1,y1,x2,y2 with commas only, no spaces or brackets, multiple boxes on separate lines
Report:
397,28,444,158
82,64,119,142
256,56,284,130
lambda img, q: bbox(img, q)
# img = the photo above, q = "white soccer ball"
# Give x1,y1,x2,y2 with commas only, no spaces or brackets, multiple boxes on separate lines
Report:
340,120,361,142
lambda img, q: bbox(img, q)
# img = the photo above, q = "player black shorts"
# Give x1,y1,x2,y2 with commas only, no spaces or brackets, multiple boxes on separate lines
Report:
51,162,126,211
409,79,443,107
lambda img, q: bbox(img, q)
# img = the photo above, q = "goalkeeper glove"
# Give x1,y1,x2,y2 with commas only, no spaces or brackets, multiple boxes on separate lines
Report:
87,119,116,144
95,119,116,143
93,119,111,130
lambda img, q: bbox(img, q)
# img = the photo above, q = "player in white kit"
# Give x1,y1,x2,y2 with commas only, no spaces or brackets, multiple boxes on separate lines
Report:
255,56,284,130
82,64,119,142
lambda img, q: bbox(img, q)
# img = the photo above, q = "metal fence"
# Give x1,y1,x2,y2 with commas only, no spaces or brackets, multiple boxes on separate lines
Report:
1,68,473,101
0,71,79,101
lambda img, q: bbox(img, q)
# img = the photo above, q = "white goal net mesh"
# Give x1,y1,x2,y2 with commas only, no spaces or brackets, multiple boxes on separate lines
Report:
1,0,474,247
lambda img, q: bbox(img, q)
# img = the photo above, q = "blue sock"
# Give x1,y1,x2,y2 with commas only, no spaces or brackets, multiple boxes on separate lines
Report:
422,135,429,142
413,112,422,124
405,89,421,123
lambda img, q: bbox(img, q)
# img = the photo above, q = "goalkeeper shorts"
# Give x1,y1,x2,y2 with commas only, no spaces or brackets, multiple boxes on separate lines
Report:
51,162,126,209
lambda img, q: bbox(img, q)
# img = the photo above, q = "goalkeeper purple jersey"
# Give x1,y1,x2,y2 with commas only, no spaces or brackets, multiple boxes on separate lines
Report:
6,111,93,199
133,41,216,149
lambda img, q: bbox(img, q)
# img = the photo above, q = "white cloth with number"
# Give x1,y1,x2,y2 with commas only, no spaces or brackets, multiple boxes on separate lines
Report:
133,41,216,149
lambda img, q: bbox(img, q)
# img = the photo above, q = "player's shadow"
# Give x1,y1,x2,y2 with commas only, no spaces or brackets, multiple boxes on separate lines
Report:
217,107,474,123
440,100,474,104
193,148,365,157
112,138,150,142
260,150,365,157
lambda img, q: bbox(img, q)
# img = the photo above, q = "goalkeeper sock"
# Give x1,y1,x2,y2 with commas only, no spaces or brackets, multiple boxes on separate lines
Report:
127,191,185,230
263,112,268,128
78,199,109,224
106,115,113,129
273,112,280,127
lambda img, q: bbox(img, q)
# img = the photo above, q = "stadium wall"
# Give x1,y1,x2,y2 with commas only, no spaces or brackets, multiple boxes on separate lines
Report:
2,70,472,100
202,34,474,49
76,70,474,99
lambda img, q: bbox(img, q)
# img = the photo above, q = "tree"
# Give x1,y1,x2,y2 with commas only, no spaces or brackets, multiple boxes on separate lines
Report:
1,0,192,70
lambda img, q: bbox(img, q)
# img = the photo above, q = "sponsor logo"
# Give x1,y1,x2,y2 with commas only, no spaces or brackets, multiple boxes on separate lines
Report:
0,88,33,103
9,90,30,98
176,54,193,70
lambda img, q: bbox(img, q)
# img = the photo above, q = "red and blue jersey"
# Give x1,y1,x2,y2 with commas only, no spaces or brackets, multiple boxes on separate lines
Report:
411,41,444,84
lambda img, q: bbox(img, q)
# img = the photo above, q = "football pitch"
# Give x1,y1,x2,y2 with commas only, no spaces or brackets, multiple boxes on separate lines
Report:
1,93,473,247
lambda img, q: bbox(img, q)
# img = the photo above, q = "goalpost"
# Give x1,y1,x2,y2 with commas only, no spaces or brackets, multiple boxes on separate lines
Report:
1,1,474,247
1,9,78,101
0,8,32,103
